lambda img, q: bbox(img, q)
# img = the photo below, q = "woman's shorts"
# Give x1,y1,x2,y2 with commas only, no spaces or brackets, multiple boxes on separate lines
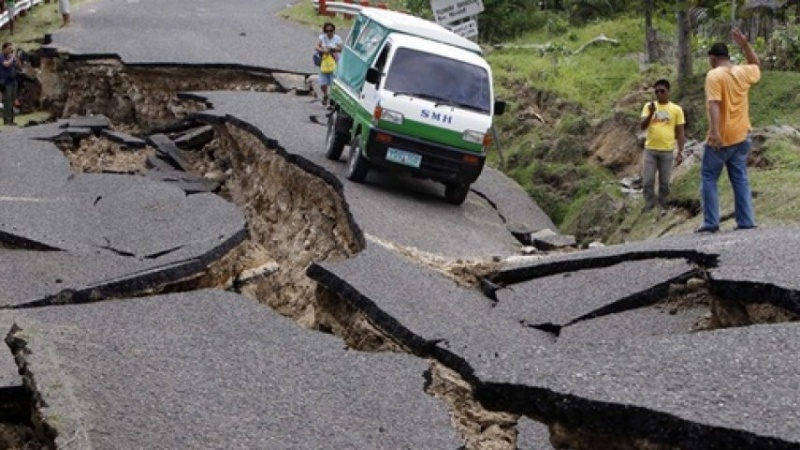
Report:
318,73,333,87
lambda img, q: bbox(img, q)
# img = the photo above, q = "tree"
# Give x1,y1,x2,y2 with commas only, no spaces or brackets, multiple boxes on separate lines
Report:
644,0,657,63
676,7,693,84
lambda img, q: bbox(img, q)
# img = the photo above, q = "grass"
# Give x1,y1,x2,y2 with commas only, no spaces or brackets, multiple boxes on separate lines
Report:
279,0,407,32
0,1,88,50
487,15,661,118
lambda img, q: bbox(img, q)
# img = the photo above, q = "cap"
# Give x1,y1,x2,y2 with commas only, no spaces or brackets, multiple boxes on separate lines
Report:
708,43,729,57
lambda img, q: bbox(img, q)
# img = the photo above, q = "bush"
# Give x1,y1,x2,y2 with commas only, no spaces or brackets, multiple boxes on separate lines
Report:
766,24,800,71
479,0,547,43
402,0,547,43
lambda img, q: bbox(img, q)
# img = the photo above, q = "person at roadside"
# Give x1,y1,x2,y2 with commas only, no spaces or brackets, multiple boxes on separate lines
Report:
5,0,15,35
315,22,342,106
1,42,22,125
639,79,685,214
59,0,70,27
696,28,761,233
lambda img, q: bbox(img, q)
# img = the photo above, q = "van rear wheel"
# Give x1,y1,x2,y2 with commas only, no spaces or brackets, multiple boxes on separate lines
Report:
444,182,470,205
346,134,370,182
324,112,348,161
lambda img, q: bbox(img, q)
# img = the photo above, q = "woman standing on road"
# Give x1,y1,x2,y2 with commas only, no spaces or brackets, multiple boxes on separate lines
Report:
4,0,16,34
58,0,70,27
315,22,342,106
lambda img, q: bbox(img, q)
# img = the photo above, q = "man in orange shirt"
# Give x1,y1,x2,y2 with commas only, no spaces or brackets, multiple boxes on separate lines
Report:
696,28,760,233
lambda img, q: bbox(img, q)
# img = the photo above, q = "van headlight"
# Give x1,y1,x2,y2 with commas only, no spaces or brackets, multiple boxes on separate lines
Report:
380,108,404,125
462,130,487,145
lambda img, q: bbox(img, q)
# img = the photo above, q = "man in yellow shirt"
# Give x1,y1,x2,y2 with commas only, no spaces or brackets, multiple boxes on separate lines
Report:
696,28,760,233
640,79,685,213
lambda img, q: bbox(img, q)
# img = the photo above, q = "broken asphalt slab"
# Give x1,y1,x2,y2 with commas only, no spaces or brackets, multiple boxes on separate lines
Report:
101,129,147,149
493,227,800,316
0,171,244,258
0,124,246,307
184,90,555,258
556,301,708,344
307,243,555,379
146,133,192,171
2,290,463,449
474,322,800,449
494,258,695,328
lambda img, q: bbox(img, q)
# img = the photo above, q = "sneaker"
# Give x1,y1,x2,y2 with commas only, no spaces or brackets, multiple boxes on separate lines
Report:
733,225,758,231
694,226,719,234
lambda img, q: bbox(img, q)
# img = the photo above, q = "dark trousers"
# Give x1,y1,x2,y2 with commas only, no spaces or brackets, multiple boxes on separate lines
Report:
3,81,17,125
642,149,674,209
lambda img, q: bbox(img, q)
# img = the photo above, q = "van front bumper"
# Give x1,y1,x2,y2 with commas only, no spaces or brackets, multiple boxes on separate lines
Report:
364,127,485,184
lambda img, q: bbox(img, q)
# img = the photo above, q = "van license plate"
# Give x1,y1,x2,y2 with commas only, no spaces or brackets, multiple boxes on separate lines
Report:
386,148,422,168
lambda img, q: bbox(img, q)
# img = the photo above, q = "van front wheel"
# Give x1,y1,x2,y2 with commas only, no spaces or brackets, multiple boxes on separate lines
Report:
325,112,348,161
346,134,370,182
444,182,470,205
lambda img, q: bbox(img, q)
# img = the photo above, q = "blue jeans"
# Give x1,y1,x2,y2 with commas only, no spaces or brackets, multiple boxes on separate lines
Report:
699,137,755,229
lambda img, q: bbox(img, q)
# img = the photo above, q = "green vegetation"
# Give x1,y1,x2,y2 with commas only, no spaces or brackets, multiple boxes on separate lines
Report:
279,0,407,31
484,8,800,243
0,0,94,49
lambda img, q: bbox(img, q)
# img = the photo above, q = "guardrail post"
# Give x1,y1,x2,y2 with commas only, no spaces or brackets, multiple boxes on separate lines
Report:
359,0,369,8
343,0,353,19
376,2,387,8
319,0,328,16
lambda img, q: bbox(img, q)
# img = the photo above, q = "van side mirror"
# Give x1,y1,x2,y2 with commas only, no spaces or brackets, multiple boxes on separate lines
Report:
494,100,507,116
366,67,381,85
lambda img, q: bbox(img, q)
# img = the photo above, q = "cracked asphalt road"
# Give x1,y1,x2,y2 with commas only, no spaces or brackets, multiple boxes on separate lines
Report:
0,0,799,448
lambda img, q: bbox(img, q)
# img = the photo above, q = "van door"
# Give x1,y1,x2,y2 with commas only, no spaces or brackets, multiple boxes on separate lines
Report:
360,42,391,118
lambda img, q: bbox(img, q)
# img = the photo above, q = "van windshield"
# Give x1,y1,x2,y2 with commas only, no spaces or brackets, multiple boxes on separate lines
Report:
383,48,491,114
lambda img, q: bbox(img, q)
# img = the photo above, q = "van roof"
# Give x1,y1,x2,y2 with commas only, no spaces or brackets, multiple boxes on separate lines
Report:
387,33,489,69
359,7,482,54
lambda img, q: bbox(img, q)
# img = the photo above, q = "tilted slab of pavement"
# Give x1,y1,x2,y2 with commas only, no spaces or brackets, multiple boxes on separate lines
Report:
307,243,556,378
493,258,695,328
0,126,246,307
310,228,800,447
474,323,800,449
2,291,462,449
495,226,800,316
48,0,318,73
184,90,556,259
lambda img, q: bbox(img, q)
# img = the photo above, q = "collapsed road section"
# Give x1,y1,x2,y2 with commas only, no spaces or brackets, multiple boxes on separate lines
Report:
1,53,542,449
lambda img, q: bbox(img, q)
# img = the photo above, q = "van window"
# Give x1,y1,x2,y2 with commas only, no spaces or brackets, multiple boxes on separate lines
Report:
374,43,391,73
384,48,491,114
352,20,389,62
345,14,366,47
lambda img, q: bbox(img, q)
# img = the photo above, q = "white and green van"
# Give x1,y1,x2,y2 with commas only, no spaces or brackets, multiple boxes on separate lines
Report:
324,8,506,205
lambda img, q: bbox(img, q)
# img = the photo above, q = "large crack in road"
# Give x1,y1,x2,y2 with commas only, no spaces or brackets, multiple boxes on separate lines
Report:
2,54,800,449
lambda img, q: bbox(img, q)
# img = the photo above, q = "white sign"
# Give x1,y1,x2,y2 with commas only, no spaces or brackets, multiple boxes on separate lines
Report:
431,0,484,25
447,19,478,38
